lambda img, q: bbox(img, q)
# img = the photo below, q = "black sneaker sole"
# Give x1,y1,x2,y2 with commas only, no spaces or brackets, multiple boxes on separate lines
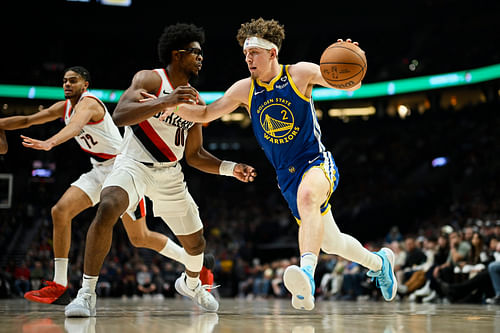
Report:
52,288,72,305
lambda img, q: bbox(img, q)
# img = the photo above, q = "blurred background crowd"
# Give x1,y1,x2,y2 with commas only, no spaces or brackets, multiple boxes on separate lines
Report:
1,98,499,304
0,0,499,307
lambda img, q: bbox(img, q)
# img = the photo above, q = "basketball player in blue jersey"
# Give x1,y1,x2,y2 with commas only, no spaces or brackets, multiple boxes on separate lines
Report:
164,18,397,310
65,24,256,317
0,67,214,306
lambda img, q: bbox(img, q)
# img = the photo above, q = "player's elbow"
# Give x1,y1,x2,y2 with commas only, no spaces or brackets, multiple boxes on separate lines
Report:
0,145,7,154
185,153,203,169
112,110,128,127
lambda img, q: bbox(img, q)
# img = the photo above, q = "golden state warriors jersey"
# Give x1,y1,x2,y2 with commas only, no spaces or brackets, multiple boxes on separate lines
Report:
249,65,325,172
64,91,122,164
249,65,338,220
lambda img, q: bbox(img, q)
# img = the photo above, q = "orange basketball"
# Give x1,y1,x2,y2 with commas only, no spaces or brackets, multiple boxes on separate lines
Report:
320,41,367,90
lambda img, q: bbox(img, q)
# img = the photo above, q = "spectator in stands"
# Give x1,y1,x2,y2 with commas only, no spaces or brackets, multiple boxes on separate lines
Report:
29,261,45,291
486,242,500,304
14,261,30,297
136,264,156,298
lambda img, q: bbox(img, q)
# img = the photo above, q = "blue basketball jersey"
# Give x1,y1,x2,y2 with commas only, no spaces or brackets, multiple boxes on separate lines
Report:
249,65,338,220
249,65,325,171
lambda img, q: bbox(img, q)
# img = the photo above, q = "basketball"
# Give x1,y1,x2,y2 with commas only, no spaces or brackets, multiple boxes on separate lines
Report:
320,41,367,90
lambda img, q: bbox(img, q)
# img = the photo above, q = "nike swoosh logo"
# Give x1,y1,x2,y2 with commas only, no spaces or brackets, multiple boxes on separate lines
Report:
308,156,320,164
254,90,265,96
162,90,170,95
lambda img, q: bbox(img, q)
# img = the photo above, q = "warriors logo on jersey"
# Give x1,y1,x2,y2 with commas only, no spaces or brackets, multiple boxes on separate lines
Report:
256,97,300,145
249,65,324,171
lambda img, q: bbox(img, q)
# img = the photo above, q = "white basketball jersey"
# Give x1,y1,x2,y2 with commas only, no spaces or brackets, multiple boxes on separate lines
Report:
64,91,122,164
120,69,195,163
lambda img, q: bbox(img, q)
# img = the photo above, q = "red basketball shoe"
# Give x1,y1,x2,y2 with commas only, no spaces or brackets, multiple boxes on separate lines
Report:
24,281,71,305
200,254,215,291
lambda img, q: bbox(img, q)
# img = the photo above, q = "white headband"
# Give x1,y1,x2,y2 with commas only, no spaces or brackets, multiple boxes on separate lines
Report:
243,36,279,54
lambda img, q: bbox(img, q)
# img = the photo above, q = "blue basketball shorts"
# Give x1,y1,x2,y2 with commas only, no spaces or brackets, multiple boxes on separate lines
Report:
276,151,339,222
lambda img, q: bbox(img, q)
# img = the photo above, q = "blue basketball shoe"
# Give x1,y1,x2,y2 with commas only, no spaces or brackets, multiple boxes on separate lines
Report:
283,265,315,310
366,247,397,301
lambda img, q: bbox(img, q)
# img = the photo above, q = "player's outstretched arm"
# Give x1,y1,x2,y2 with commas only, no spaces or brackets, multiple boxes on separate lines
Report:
0,129,7,154
184,124,256,183
113,70,199,126
172,79,249,123
21,97,102,151
0,101,65,130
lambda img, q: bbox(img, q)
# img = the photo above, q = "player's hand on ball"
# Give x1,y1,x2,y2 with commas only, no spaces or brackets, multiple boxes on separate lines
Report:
337,38,359,46
234,163,257,183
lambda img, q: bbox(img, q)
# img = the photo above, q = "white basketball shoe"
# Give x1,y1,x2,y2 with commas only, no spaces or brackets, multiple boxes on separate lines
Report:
283,265,315,311
65,287,96,317
175,272,219,312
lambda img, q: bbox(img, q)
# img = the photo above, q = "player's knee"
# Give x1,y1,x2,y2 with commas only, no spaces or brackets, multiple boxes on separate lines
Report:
184,234,206,255
51,203,70,225
297,187,320,213
95,196,126,228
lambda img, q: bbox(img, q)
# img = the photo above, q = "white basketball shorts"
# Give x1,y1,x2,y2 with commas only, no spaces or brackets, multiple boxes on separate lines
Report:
71,158,115,206
102,154,202,236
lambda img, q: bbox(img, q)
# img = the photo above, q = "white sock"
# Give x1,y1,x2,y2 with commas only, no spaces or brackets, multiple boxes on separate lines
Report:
82,274,98,293
159,239,186,265
321,210,382,271
54,258,68,287
300,252,318,272
185,274,200,290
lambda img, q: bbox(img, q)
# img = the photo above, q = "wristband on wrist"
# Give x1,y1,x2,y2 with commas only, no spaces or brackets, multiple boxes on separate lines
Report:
219,160,237,177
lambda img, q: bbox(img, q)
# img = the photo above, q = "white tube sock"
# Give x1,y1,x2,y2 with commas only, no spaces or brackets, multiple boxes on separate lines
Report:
321,210,382,271
300,252,318,272
159,239,186,265
54,258,68,287
82,274,98,293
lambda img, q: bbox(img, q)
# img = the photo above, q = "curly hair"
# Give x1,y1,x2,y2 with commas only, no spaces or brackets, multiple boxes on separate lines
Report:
158,23,205,66
236,18,285,51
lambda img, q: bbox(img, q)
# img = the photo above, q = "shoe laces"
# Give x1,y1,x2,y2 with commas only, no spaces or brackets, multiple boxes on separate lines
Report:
194,284,220,303
368,268,390,289
72,291,93,307
33,281,63,296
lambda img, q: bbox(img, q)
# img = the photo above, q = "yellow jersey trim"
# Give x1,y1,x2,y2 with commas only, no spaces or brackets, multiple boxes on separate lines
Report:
285,65,310,103
294,163,335,226
248,79,255,113
255,65,284,91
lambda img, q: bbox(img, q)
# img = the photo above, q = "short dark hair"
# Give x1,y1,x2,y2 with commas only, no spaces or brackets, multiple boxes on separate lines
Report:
64,66,91,84
158,23,205,66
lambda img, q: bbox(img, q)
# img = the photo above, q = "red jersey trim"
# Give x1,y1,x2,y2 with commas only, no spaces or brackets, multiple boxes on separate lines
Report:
80,147,116,160
138,120,177,161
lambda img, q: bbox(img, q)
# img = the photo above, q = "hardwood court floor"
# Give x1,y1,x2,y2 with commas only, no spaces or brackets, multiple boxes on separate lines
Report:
1,297,499,333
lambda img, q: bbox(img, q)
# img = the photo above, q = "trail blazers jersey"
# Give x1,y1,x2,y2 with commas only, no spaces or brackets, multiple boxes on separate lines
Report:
120,68,195,163
64,91,122,164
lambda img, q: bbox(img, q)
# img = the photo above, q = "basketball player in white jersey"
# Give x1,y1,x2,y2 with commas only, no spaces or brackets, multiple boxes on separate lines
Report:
0,66,212,306
65,24,256,317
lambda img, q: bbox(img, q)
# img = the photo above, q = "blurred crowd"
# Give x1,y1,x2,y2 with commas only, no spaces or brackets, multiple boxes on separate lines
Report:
0,100,499,304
